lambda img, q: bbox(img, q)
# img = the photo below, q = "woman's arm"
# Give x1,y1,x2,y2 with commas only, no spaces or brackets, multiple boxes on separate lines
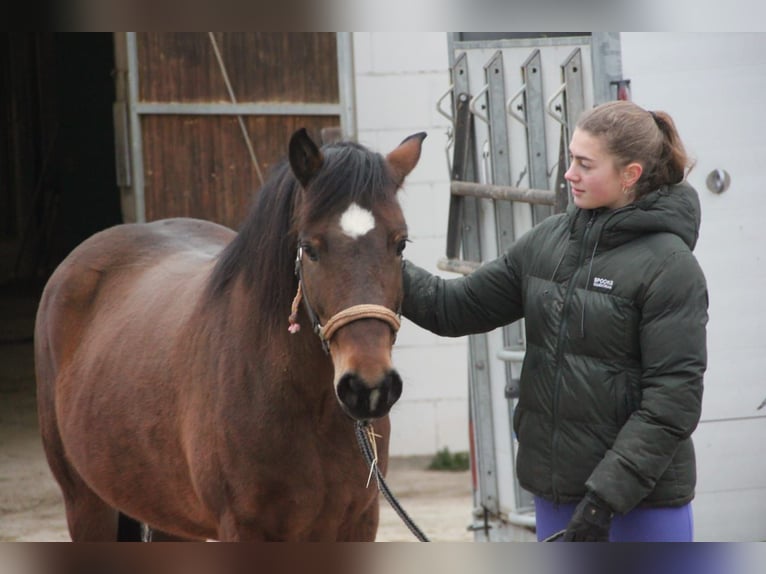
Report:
401,246,525,337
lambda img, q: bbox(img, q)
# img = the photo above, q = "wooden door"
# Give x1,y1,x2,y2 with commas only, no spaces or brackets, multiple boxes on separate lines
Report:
113,32,351,229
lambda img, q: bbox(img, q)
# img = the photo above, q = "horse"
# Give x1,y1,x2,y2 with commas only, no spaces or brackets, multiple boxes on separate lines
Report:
33,128,426,541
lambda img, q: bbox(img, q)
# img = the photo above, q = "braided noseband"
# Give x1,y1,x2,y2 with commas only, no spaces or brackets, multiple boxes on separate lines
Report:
288,247,401,352
320,304,400,343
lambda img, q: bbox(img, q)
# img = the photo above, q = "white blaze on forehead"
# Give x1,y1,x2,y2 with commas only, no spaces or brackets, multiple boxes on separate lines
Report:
339,202,375,239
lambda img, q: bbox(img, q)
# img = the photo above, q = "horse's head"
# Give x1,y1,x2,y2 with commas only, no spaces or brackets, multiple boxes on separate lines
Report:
288,128,425,421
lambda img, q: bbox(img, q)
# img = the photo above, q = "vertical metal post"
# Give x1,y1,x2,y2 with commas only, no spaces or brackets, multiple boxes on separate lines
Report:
484,51,515,253
562,48,585,147
484,51,524,354
521,49,551,225
450,49,499,516
336,32,357,141
590,33,623,105
125,32,146,223
484,50,532,513
446,53,480,260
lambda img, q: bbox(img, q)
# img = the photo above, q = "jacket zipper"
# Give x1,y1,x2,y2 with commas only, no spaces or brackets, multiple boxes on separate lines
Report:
550,210,597,505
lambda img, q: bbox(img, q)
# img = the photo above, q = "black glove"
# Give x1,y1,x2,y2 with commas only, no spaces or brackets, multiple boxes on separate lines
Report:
562,491,614,542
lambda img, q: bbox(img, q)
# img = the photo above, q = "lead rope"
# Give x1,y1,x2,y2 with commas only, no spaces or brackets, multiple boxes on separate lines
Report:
355,421,430,542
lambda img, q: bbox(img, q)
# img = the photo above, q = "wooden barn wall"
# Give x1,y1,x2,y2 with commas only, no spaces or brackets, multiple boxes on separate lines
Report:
134,33,340,230
137,33,339,103
140,114,338,226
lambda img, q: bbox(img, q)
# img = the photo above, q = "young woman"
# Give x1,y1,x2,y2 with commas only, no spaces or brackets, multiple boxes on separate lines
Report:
402,100,708,542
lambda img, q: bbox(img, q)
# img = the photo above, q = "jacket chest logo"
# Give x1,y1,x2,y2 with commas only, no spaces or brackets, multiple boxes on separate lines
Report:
592,277,614,291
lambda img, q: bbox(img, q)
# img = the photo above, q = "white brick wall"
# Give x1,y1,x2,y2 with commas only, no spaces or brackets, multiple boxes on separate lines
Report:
351,33,470,456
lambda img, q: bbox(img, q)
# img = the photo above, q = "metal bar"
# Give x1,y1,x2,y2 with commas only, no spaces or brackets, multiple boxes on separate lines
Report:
522,49,552,225
126,32,146,223
562,48,585,146
469,83,490,125
453,101,481,259
450,49,499,517
134,102,343,116
336,32,356,139
484,51,525,409
112,102,131,188
445,52,475,260
445,92,472,259
590,33,623,105
453,35,591,51
452,181,555,205
436,257,480,275
497,349,525,363
484,51,515,253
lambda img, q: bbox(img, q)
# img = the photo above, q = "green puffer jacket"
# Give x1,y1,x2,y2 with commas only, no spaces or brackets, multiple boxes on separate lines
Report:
402,182,708,514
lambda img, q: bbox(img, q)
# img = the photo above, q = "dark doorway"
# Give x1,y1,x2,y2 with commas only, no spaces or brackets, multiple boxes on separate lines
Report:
1,32,122,290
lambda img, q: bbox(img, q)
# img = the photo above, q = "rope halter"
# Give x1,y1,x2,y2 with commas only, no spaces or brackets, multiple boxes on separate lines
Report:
320,304,400,343
288,247,401,352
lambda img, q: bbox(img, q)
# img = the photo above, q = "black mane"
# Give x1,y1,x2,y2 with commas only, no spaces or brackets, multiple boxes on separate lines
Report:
205,140,396,333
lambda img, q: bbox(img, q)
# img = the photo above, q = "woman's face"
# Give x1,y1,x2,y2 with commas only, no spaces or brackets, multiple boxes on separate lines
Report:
565,128,633,211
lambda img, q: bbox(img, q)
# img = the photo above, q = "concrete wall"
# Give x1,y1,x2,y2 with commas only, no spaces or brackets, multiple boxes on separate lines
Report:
622,31,766,542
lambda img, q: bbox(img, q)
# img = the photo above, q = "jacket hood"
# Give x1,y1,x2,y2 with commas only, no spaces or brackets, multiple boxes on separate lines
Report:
570,182,702,251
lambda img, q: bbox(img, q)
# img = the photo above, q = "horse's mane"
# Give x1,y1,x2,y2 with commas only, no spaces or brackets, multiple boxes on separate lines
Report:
205,140,396,334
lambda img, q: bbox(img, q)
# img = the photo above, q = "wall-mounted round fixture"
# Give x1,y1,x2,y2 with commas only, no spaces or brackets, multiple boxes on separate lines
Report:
705,169,731,194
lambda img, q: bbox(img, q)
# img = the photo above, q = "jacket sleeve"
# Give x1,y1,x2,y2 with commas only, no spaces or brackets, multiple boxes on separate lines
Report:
401,245,525,337
586,250,708,514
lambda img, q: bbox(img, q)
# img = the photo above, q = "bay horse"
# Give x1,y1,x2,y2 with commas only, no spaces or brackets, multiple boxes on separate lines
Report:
34,128,426,541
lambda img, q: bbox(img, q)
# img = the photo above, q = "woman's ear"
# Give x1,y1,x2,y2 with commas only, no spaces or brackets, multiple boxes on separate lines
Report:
623,162,643,188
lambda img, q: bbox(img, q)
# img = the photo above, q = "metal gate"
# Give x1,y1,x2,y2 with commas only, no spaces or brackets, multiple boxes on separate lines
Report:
112,32,354,228
438,33,624,540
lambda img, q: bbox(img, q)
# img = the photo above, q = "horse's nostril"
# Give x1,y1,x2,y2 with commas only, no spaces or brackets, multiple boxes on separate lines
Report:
336,370,402,420
386,371,403,408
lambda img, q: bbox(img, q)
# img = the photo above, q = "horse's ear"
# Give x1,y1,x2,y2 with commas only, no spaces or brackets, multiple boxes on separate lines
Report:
386,132,427,186
289,128,324,187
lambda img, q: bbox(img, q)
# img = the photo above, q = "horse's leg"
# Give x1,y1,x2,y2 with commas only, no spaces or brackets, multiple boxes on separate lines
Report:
340,504,380,541
215,510,270,542
60,485,120,541
37,416,120,540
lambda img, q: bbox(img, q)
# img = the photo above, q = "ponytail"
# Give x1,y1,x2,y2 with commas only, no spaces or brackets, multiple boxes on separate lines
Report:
650,110,693,189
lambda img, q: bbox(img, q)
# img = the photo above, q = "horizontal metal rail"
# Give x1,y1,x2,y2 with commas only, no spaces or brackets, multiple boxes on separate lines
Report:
496,348,525,363
134,102,342,116
451,181,556,206
436,257,480,275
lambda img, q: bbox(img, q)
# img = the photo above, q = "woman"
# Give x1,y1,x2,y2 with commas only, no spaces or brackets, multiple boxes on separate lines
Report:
402,100,708,542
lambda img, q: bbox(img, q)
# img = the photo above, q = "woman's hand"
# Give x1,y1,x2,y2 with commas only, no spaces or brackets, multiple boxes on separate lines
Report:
562,491,614,541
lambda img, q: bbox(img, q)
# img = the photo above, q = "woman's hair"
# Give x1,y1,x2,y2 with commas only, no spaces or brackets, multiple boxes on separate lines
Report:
576,100,693,199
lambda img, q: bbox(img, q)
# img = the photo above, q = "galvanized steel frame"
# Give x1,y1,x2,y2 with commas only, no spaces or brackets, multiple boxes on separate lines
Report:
443,32,624,538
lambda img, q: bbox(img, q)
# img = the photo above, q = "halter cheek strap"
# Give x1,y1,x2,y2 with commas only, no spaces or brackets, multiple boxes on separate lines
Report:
288,247,401,353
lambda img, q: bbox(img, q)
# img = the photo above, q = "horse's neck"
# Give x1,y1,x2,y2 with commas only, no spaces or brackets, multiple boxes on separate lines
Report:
206,279,336,405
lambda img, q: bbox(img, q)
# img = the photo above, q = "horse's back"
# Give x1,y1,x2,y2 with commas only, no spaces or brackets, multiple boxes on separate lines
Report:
36,217,234,369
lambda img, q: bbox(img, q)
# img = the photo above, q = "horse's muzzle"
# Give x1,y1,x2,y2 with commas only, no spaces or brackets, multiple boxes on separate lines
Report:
336,369,402,420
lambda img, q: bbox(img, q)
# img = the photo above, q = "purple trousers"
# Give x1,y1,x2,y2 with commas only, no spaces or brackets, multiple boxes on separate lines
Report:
534,496,694,542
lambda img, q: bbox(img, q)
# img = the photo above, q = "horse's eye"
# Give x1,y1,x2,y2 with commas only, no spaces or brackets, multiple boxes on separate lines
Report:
396,239,408,256
302,244,319,262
